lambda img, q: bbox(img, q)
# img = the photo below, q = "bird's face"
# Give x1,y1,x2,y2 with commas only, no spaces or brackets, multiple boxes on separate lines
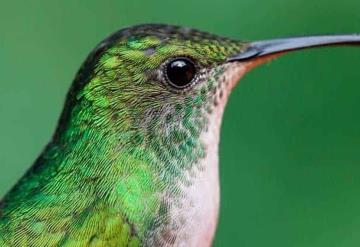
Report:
73,25,249,149
81,26,246,131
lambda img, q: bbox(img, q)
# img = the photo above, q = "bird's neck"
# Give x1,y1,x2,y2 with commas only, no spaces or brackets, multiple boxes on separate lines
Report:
1,95,224,245
51,100,211,233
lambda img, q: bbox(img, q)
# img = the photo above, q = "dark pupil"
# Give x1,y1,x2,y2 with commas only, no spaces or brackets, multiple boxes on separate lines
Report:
166,58,196,88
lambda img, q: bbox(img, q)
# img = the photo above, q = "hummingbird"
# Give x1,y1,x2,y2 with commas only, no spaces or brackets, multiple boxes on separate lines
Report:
0,24,359,247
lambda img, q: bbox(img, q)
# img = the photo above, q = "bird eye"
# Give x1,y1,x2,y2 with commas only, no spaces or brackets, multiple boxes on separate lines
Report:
165,58,196,89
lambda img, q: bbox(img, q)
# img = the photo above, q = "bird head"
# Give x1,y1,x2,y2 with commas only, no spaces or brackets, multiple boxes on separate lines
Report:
57,24,360,167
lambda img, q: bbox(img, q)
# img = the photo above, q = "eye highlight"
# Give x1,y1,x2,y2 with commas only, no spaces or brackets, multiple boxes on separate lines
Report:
165,58,196,89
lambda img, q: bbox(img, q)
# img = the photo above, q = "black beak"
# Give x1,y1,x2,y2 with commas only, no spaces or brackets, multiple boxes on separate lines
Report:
227,34,360,62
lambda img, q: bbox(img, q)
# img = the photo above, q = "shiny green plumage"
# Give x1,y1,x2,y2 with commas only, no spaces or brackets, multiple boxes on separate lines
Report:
0,24,246,246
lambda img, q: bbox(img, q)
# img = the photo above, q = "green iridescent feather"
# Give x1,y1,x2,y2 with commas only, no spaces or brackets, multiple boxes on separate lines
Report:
0,24,246,246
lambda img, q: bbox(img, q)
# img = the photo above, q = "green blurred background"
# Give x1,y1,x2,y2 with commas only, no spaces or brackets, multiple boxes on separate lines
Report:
1,1,360,246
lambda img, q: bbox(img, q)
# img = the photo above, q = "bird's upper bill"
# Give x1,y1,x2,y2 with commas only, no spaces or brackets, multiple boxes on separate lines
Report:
228,34,360,71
